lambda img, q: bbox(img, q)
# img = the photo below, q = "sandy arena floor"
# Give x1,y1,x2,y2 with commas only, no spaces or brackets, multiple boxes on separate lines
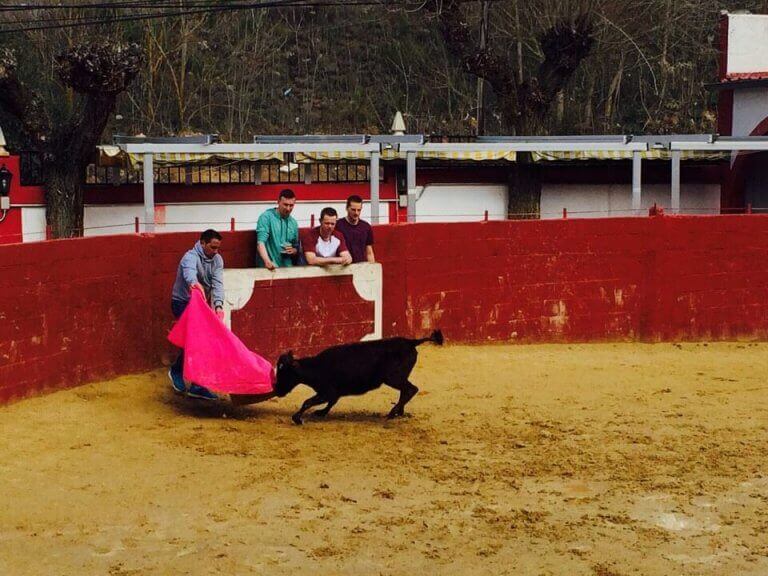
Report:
2,342,768,575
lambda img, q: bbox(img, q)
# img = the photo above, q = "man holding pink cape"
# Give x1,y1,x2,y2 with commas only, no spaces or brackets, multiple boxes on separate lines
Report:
168,229,274,401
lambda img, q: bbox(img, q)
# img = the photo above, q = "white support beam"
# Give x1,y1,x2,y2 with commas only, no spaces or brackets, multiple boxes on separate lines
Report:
142,153,155,233
123,143,379,154
671,150,681,214
407,191,417,224
632,151,642,213
406,151,416,223
399,142,648,153
370,151,380,224
670,140,768,151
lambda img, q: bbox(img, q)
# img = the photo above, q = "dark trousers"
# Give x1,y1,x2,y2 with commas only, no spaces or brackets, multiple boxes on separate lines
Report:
170,299,189,376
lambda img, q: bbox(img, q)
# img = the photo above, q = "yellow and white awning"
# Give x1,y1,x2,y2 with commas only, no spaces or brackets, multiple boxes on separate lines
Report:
295,151,371,162
414,150,516,161
532,150,728,162
378,149,517,161
109,146,728,167
127,151,284,167
296,150,516,162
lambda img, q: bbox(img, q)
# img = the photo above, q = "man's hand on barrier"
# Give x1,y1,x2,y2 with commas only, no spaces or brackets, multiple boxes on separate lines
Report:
264,260,276,271
215,307,225,322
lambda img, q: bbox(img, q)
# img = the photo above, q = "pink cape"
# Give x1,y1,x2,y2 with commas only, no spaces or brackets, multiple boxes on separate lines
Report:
167,290,275,394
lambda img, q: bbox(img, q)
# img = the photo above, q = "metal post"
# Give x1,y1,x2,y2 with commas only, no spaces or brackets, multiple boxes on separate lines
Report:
134,217,140,234
406,151,416,223
632,150,642,214
230,217,236,232
407,191,416,223
671,150,681,214
370,150,380,224
143,153,155,233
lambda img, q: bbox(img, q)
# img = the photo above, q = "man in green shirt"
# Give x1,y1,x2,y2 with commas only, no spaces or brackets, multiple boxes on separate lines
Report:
256,189,300,269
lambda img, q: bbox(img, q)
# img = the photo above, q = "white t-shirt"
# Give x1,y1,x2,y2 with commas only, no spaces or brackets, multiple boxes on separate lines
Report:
315,235,341,258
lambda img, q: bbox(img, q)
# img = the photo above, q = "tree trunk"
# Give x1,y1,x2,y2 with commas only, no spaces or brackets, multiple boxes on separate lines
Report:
46,166,84,238
508,152,541,219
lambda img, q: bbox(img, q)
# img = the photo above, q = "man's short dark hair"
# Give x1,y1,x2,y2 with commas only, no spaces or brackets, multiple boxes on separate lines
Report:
346,194,363,207
320,207,337,221
200,229,222,243
279,189,296,201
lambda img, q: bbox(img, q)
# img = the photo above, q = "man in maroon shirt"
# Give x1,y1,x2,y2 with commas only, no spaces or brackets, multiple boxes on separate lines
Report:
300,207,353,267
334,195,375,263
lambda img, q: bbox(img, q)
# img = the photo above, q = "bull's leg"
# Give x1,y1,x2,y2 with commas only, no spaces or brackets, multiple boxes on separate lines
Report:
395,381,418,417
292,394,326,425
313,395,338,418
386,380,419,419
384,351,419,419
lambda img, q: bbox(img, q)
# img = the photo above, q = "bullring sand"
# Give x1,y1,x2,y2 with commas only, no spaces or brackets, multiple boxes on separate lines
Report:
2,342,767,575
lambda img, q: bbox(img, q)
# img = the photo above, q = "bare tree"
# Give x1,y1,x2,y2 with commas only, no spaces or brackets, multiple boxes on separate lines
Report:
0,43,142,237
424,0,594,134
421,0,594,217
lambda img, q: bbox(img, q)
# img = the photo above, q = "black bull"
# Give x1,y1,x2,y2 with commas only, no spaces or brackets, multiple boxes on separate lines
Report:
275,330,444,424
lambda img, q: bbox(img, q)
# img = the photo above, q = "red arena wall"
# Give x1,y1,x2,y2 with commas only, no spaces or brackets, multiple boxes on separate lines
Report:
231,276,375,361
376,217,768,343
1,215,768,404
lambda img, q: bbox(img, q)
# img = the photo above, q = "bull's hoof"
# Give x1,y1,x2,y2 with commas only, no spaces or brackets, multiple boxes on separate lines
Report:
292,414,303,425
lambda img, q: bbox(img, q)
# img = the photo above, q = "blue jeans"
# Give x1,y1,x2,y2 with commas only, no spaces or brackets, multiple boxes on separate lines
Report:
170,299,189,376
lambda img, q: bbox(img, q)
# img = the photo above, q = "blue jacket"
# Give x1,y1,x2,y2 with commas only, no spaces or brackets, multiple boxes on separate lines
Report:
171,242,224,308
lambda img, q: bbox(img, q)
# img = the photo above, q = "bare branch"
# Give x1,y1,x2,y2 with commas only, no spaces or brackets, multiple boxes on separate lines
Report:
425,0,519,128
55,41,143,95
521,14,595,124
0,47,51,144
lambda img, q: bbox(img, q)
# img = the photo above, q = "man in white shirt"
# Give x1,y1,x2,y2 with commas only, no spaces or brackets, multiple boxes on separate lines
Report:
300,207,353,267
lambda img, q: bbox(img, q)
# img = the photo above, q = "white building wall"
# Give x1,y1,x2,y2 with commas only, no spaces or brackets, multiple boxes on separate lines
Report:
414,184,508,222
21,207,47,242
85,204,143,235
727,14,768,76
540,183,721,219
732,88,768,136
83,201,392,236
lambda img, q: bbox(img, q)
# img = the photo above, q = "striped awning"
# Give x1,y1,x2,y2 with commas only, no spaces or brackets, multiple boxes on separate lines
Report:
297,150,517,162
295,151,371,162
116,148,727,166
127,151,284,167
416,150,516,161
532,150,728,162
380,149,517,161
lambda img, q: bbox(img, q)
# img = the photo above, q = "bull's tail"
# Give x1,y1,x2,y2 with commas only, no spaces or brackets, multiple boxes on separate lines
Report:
414,329,444,347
